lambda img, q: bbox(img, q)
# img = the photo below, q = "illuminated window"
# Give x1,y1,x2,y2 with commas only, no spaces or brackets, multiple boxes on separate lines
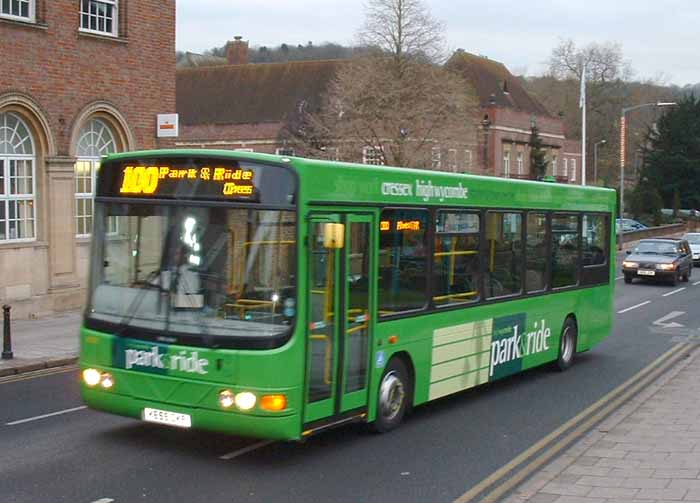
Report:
0,0,33,22
362,146,384,165
0,112,35,242
74,118,117,236
79,0,118,37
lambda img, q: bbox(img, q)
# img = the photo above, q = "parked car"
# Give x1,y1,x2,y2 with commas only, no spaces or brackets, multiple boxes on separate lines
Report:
682,233,700,264
622,238,692,285
615,218,648,234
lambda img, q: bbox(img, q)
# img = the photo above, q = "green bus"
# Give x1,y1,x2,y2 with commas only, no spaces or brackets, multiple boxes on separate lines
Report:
80,149,616,439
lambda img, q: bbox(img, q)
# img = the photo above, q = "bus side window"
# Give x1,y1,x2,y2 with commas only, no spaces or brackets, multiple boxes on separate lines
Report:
433,211,480,307
526,212,548,293
378,208,429,316
551,213,580,288
485,211,523,299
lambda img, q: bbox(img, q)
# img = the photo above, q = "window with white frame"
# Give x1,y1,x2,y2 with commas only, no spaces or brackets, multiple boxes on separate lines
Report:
75,118,117,236
431,147,441,169
464,150,472,171
503,148,511,178
563,158,568,178
0,113,36,242
362,146,384,165
275,147,295,156
80,0,118,36
0,0,34,22
516,151,524,175
552,155,558,176
447,149,457,172
571,159,577,182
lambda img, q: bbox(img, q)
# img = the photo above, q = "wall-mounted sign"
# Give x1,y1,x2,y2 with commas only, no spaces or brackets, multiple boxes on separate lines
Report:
157,113,179,138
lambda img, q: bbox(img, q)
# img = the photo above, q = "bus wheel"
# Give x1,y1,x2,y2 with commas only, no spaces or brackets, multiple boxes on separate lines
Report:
372,358,410,433
556,318,577,371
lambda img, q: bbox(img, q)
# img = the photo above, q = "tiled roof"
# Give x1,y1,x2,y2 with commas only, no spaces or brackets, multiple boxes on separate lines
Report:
447,51,551,117
177,52,228,69
176,60,343,126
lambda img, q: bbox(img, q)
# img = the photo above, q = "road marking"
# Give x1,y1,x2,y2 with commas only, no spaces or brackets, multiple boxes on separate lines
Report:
663,287,686,297
0,365,78,385
91,499,114,503
220,440,274,460
617,300,651,314
693,281,700,286
454,343,692,503
653,311,686,329
5,405,87,426
615,276,624,281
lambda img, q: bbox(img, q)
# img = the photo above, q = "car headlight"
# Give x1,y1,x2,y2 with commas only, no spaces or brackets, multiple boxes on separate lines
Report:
622,261,638,268
656,263,676,271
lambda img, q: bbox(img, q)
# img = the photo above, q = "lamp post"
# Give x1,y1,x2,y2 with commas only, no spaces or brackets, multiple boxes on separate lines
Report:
618,102,676,249
594,140,606,184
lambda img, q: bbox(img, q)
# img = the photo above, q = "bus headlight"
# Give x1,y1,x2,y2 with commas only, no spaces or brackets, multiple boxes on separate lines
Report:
219,390,235,409
234,392,257,411
82,368,101,387
100,373,114,389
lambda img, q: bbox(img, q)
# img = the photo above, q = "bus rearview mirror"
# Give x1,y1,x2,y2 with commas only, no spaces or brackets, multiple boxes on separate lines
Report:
323,223,345,249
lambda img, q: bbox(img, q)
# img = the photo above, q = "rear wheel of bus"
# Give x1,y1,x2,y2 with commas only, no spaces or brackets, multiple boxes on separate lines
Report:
372,358,411,433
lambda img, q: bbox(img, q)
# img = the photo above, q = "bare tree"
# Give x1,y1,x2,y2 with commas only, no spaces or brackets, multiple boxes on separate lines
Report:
548,39,633,83
357,0,445,63
285,0,477,169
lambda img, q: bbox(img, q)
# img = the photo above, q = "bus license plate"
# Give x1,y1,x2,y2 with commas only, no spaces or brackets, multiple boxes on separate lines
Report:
638,270,655,276
142,408,192,428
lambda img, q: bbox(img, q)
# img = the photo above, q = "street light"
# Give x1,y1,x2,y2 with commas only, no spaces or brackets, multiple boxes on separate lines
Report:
618,101,677,249
594,140,606,184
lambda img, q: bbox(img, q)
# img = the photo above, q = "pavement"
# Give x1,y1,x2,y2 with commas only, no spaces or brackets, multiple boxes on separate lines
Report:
507,345,700,503
0,310,81,377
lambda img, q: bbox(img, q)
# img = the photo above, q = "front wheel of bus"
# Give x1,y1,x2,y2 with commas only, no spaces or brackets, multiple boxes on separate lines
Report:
372,358,410,433
556,318,577,371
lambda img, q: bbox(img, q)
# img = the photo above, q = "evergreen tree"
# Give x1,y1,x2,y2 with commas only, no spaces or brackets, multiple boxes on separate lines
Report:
529,126,548,179
643,95,700,209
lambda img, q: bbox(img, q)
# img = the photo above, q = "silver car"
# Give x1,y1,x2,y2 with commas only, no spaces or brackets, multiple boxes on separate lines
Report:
683,233,700,264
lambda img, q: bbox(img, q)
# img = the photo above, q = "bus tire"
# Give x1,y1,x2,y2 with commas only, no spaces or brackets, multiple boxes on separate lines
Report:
371,358,410,433
556,317,577,372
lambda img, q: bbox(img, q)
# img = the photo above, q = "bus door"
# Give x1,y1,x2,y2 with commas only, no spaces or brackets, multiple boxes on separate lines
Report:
304,213,374,426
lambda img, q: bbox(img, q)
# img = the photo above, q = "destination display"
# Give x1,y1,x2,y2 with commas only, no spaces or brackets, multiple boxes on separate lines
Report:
97,158,297,205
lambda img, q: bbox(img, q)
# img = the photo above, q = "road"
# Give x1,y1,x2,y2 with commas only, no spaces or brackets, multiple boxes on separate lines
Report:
1,265,698,503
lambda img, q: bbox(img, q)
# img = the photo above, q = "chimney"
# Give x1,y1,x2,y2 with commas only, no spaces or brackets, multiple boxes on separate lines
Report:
226,36,249,65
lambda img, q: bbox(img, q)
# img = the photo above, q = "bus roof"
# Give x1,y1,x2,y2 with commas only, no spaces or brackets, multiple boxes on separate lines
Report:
102,149,616,213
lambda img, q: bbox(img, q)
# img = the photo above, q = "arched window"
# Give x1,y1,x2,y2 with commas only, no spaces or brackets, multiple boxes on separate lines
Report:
75,118,117,236
0,112,36,242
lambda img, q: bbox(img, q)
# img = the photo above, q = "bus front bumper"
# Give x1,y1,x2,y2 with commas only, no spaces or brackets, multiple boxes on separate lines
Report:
82,387,301,441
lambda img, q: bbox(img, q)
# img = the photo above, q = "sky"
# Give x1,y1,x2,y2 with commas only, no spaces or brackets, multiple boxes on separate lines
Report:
176,1,700,86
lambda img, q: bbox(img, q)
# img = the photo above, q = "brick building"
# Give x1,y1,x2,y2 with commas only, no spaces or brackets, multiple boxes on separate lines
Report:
0,0,176,317
447,51,582,182
177,39,581,182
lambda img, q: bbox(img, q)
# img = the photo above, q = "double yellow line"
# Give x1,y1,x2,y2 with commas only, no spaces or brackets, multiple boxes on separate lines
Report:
0,365,78,385
454,342,695,503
